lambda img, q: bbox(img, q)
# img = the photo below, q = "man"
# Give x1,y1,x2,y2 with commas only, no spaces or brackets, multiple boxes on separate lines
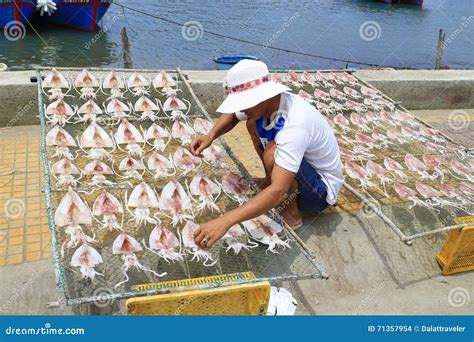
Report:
190,60,343,249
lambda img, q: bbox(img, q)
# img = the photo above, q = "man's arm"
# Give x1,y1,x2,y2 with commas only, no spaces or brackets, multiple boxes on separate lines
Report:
194,163,295,248
190,113,239,155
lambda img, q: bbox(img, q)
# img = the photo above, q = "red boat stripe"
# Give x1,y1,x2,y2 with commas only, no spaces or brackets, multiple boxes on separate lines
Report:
91,0,99,31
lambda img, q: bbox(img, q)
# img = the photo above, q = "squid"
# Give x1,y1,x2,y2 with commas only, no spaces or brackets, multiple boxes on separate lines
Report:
143,224,184,263
92,190,124,231
102,70,125,99
202,144,226,168
171,120,195,145
153,70,177,92
193,118,214,135
134,95,159,121
115,118,146,157
55,187,95,250
143,123,171,152
181,221,217,266
159,179,194,226
50,158,82,187
173,147,201,174
242,215,290,254
113,232,166,288
42,68,71,101
105,98,131,123
45,99,76,126
189,173,221,213
126,182,160,226
74,68,100,100
127,72,150,97
147,152,175,179
46,125,77,160
71,244,103,281
83,159,115,187
219,169,249,204
76,99,102,123
222,224,258,255
117,156,146,181
78,121,115,160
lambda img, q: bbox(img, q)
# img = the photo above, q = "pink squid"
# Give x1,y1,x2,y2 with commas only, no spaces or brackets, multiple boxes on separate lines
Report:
242,215,290,254
71,244,103,281
143,224,184,263
181,221,217,266
171,120,195,145
144,123,171,152
147,152,175,179
159,179,194,226
189,173,222,213
173,147,201,174
92,190,123,231
126,182,160,226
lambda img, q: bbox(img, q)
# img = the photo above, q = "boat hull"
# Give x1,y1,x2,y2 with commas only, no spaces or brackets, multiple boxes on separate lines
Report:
0,0,35,28
377,0,423,5
39,0,112,32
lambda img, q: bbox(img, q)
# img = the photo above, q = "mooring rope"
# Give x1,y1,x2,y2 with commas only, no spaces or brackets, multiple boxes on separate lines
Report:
113,1,407,69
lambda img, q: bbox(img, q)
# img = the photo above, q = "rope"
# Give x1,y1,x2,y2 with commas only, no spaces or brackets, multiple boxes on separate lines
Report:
113,2,407,69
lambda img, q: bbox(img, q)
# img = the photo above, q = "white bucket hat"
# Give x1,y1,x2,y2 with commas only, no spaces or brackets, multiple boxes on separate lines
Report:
216,60,290,114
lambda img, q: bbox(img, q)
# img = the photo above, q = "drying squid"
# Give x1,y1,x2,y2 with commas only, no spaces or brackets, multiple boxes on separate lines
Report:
126,182,160,226
360,85,380,98
92,190,124,231
102,70,125,99
344,160,376,189
386,128,408,145
285,71,302,87
313,88,331,102
415,181,445,212
329,88,345,101
419,126,445,143
105,98,131,122
115,118,145,157
242,215,290,254
78,121,115,160
171,120,195,145
350,112,371,132
153,69,176,91
316,102,331,116
162,95,189,113
71,244,103,281
202,144,226,167
134,96,159,121
147,152,175,179
222,224,258,255
193,118,214,135
83,159,115,187
76,99,102,123
366,160,393,197
55,188,95,250
354,133,379,149
144,123,171,152
173,147,201,174
449,160,474,182
159,179,194,226
297,90,315,103
117,156,145,180
113,232,166,288
422,151,445,182
74,68,100,100
45,99,75,126
127,72,150,96
220,169,249,203
333,114,351,133
50,158,82,187
181,221,217,266
42,68,70,100
143,224,184,263
393,181,427,210
405,153,433,180
384,157,408,182
314,71,332,88
343,86,361,100
301,70,316,85
189,173,221,213
400,126,425,143
46,125,77,159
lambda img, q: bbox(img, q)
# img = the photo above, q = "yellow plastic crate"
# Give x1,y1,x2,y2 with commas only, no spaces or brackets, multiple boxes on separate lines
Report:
436,216,474,275
127,272,270,315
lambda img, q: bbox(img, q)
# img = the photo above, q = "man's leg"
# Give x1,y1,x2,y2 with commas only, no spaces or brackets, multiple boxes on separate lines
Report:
262,141,302,227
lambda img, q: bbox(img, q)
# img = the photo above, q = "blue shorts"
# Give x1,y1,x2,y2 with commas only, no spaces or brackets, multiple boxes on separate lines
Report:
295,159,328,212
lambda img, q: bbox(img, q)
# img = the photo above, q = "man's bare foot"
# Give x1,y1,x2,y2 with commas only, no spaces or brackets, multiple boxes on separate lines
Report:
280,211,303,230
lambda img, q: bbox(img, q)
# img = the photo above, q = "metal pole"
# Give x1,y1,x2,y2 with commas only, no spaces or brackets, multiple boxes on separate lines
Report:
435,29,445,70
121,27,133,69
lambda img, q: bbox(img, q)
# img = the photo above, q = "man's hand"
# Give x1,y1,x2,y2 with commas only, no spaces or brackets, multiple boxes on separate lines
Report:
190,134,213,156
194,217,231,249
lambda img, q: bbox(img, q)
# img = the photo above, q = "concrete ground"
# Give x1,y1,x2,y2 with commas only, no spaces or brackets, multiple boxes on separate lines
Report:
0,70,472,315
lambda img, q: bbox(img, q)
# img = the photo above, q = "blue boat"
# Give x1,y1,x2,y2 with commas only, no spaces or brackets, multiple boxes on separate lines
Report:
377,0,423,5
214,55,259,70
0,0,35,29
38,0,112,32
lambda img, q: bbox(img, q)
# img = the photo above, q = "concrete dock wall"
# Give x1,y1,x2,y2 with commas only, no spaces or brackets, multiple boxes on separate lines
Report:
0,69,473,126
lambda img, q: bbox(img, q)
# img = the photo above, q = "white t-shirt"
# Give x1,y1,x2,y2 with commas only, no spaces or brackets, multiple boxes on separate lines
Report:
235,92,344,205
